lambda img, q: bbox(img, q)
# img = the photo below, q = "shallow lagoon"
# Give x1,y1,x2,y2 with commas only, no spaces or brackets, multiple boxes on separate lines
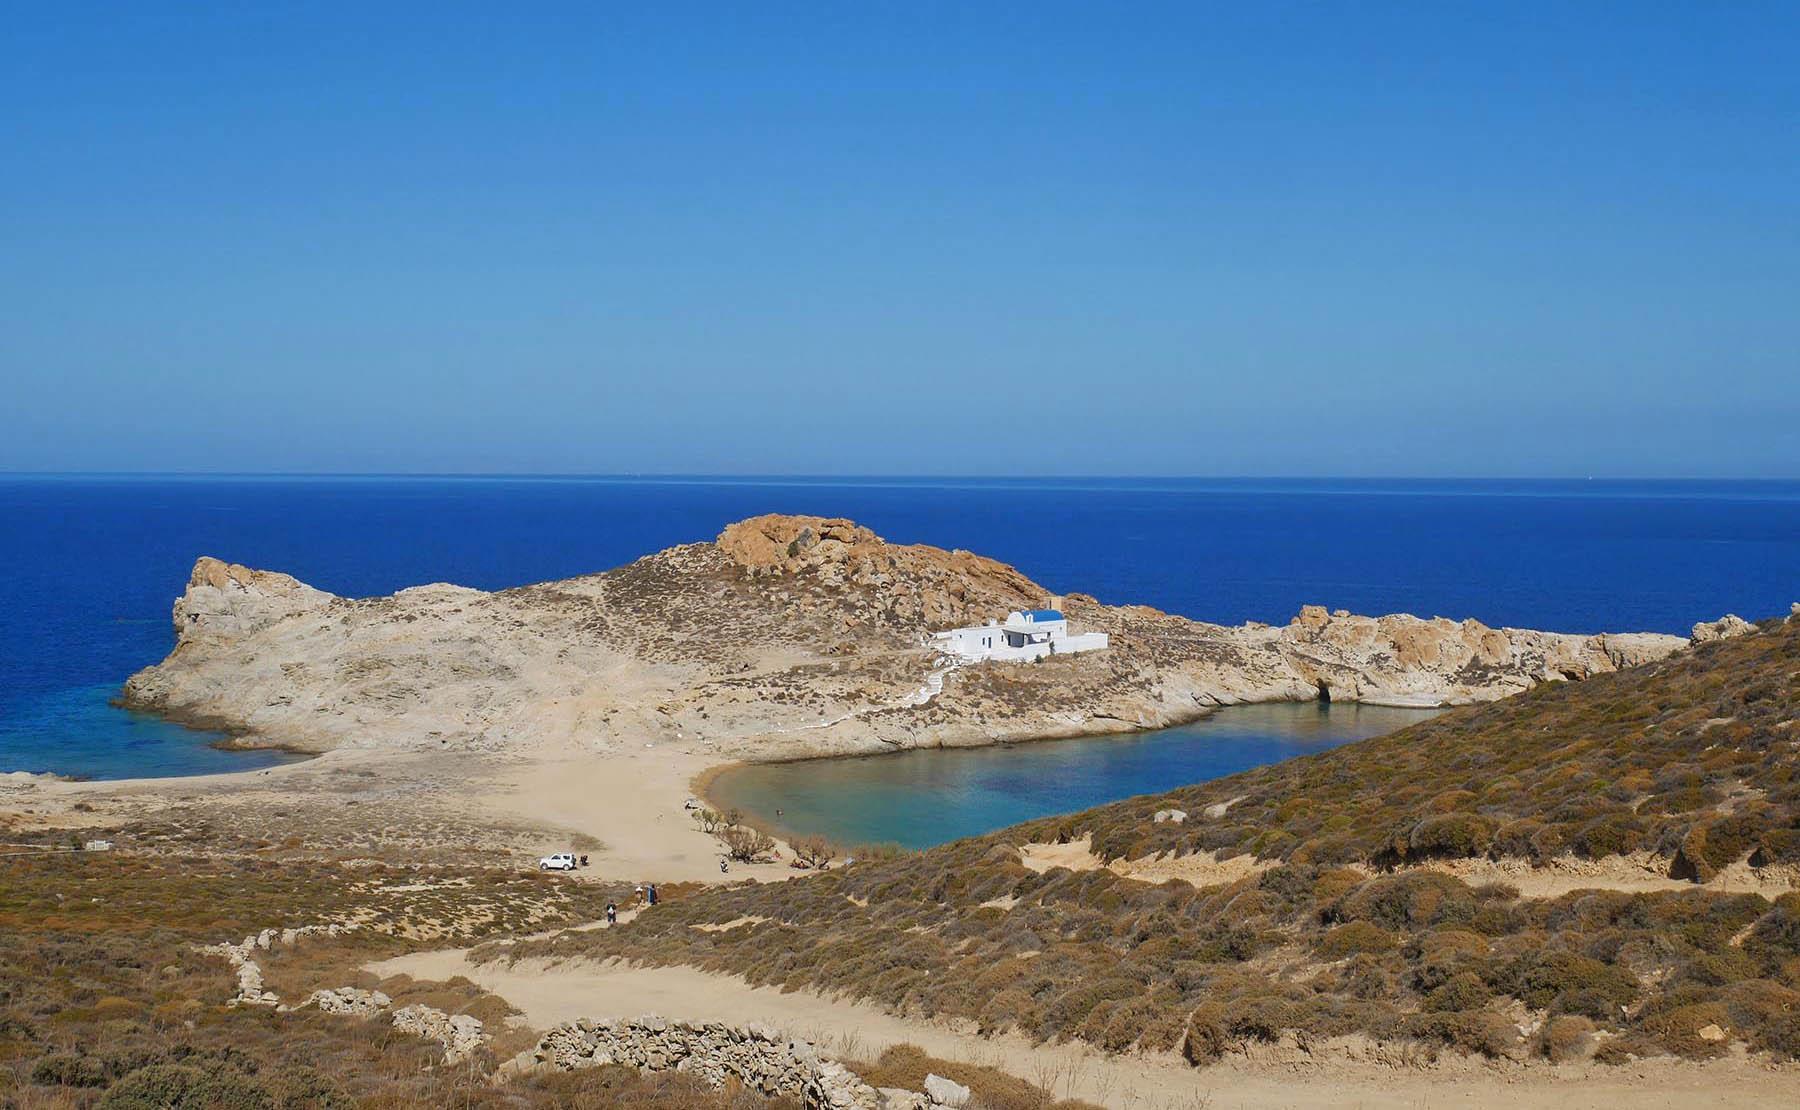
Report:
708,701,1440,850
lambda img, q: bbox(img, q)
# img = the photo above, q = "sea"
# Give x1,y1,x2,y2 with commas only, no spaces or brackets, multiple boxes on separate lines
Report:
707,701,1439,850
2,477,1797,793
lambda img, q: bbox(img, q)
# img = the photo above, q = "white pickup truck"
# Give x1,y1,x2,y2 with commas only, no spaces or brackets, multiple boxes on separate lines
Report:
538,852,577,872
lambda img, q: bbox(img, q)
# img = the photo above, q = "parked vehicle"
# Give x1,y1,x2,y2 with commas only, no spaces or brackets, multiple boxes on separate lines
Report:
538,852,577,871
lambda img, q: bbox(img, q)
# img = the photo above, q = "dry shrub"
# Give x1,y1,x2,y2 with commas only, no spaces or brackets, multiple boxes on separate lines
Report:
1312,868,1366,905
1423,972,1491,1013
790,836,837,869
1223,995,1300,1042
1402,814,1496,861
1405,1010,1519,1058
1315,921,1397,960
1329,872,1476,932
846,1043,1100,1110
1754,1011,1800,1061
1637,1002,1733,1059
1593,1034,1657,1066
1499,949,1637,1018
1539,1015,1595,1062
1182,1004,1229,1066
720,826,776,862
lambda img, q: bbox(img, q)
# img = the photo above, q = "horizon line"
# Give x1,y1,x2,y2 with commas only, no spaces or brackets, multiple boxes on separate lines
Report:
2,470,1799,484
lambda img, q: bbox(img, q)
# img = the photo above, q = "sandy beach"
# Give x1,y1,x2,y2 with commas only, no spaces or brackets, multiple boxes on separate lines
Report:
13,739,798,885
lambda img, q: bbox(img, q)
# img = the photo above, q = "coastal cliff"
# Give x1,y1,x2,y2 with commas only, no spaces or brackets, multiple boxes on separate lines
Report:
122,515,1691,760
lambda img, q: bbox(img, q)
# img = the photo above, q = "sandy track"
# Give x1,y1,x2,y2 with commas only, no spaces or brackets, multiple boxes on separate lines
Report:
1020,836,1800,901
1019,834,1276,887
368,945,1800,1110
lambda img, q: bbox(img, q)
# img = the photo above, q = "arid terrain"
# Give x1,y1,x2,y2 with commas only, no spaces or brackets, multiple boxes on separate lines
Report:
121,515,1687,761
10,515,1702,884
3,516,1791,1108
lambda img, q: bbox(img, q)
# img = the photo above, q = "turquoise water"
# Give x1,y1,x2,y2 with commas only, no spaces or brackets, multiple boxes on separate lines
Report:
707,702,1440,849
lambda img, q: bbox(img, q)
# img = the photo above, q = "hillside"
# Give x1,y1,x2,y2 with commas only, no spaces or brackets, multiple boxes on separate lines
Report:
508,610,1800,1067
121,514,1686,760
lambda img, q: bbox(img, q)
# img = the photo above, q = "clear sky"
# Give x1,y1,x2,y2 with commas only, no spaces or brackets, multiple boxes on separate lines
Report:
3,3,1796,477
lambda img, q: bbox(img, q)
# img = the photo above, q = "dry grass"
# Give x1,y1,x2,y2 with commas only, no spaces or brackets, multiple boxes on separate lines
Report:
0,850,750,1107
846,1042,1102,1109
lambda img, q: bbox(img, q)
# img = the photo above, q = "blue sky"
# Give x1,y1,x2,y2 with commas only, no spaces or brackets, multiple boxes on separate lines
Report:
3,4,1796,477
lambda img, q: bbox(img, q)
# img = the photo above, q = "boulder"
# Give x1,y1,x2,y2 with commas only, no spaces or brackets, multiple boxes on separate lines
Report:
1692,614,1754,643
923,1073,972,1108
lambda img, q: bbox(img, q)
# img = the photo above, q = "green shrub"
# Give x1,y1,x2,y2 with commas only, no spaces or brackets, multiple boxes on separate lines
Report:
30,1053,109,1088
99,1064,273,1110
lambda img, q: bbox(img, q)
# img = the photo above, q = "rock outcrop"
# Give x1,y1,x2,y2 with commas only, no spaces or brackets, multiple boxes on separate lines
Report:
122,516,1689,761
1692,614,1755,643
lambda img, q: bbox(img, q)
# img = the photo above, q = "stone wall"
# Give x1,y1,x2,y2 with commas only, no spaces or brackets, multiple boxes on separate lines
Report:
196,923,489,1064
532,1015,968,1109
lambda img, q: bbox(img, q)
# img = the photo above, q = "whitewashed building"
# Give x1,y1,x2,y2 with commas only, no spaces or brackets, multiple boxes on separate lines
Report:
933,608,1109,663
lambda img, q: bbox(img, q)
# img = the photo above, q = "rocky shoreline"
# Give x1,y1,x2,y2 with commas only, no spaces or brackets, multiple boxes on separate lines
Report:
120,514,1701,766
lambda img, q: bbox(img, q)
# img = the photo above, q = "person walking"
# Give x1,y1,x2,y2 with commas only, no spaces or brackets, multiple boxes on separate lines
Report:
647,883,658,907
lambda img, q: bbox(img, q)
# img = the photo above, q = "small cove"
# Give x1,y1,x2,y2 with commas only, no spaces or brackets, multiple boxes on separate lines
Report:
707,701,1441,850
0,684,305,780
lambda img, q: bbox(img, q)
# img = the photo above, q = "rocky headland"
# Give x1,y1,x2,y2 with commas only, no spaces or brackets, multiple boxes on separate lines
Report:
122,514,1692,763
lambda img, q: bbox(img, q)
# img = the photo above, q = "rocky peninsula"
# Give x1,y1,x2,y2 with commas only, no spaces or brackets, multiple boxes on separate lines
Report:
122,514,1688,764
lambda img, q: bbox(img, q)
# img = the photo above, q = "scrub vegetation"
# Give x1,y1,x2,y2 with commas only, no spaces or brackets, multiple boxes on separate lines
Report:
511,616,1800,1067
0,851,766,1108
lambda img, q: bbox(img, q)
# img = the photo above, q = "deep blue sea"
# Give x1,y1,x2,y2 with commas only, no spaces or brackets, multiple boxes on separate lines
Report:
2,476,1797,780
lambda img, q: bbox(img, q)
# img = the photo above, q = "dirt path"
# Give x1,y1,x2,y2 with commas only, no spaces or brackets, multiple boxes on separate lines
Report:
367,947,1800,1110
1417,854,1800,900
1020,836,1800,901
1020,834,1275,886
